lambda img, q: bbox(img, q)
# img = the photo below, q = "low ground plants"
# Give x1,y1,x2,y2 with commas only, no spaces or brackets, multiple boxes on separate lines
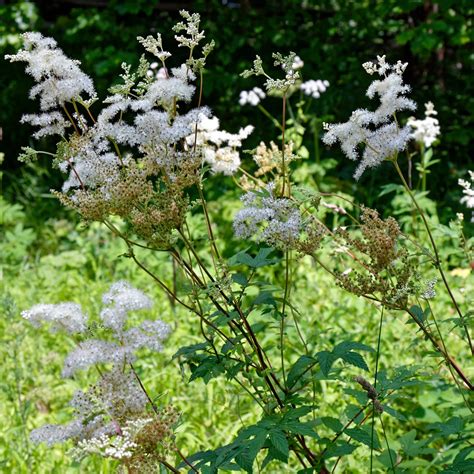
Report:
3,10,473,473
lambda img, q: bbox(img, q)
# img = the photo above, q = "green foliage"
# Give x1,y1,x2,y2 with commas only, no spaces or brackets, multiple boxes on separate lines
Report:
1,2,473,472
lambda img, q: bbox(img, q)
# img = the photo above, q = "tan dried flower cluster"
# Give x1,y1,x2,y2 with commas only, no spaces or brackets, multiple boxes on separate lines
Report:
336,207,417,307
126,406,179,473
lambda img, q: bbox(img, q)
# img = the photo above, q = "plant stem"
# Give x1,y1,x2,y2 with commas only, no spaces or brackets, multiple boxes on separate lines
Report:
393,159,473,355
370,307,384,473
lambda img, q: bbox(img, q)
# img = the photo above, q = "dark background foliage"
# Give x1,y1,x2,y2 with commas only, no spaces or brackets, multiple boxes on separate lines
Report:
1,0,472,218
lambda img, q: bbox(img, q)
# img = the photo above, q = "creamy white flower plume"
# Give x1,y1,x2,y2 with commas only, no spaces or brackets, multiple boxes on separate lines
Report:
239,87,266,106
21,302,87,333
407,101,441,147
5,32,95,110
233,182,302,248
323,56,416,179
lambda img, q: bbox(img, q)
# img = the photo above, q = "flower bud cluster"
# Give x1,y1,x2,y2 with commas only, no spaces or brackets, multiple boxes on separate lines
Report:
300,79,329,99
239,87,266,106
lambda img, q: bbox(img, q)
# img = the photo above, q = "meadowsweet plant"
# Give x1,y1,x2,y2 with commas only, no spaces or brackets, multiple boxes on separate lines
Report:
22,282,179,471
8,12,474,473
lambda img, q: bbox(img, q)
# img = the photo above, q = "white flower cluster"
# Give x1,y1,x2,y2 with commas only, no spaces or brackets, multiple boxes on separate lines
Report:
300,79,329,99
407,101,441,147
323,55,416,180
459,171,474,222
239,87,266,106
72,417,152,460
186,113,253,175
233,183,302,248
290,55,304,70
21,302,87,333
30,367,148,448
147,61,168,80
5,32,96,138
7,19,214,204
22,281,171,378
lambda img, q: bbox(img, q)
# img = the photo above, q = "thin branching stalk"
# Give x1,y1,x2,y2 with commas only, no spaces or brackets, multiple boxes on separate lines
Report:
393,159,473,355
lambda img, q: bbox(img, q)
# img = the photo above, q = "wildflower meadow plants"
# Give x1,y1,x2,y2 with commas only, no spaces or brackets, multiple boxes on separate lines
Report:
7,11,474,473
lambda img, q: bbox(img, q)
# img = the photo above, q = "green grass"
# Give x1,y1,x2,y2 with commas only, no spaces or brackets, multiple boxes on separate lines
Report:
1,198,473,473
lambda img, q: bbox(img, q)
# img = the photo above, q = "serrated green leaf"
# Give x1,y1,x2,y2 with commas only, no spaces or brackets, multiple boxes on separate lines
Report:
341,351,369,371
269,430,289,460
333,341,374,355
376,449,398,470
173,342,208,359
232,272,248,286
287,355,317,388
321,417,343,433
383,405,407,421
407,305,426,325
345,427,381,449
317,350,335,376
323,440,357,459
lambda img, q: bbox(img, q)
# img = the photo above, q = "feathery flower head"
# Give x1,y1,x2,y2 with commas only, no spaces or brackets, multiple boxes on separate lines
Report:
233,182,302,249
239,87,266,106
300,79,329,99
407,101,441,147
323,56,416,179
21,302,87,334
5,32,95,111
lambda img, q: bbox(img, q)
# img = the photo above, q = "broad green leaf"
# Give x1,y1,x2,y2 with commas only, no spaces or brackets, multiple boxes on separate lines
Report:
321,416,343,433
287,355,317,388
269,430,289,460
317,350,335,376
340,351,369,371
345,427,381,449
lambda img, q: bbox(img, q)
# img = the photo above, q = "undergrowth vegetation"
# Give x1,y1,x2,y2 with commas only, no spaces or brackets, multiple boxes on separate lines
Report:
1,8,473,474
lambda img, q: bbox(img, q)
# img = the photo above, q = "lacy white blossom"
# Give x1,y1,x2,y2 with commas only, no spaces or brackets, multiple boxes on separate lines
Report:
186,113,253,175
123,320,172,352
62,339,133,377
5,32,95,109
407,101,441,147
30,419,85,447
102,280,153,312
239,87,266,106
323,56,416,179
300,79,329,99
20,111,71,138
290,55,304,70
459,171,474,222
31,367,148,449
21,302,87,333
233,183,302,248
